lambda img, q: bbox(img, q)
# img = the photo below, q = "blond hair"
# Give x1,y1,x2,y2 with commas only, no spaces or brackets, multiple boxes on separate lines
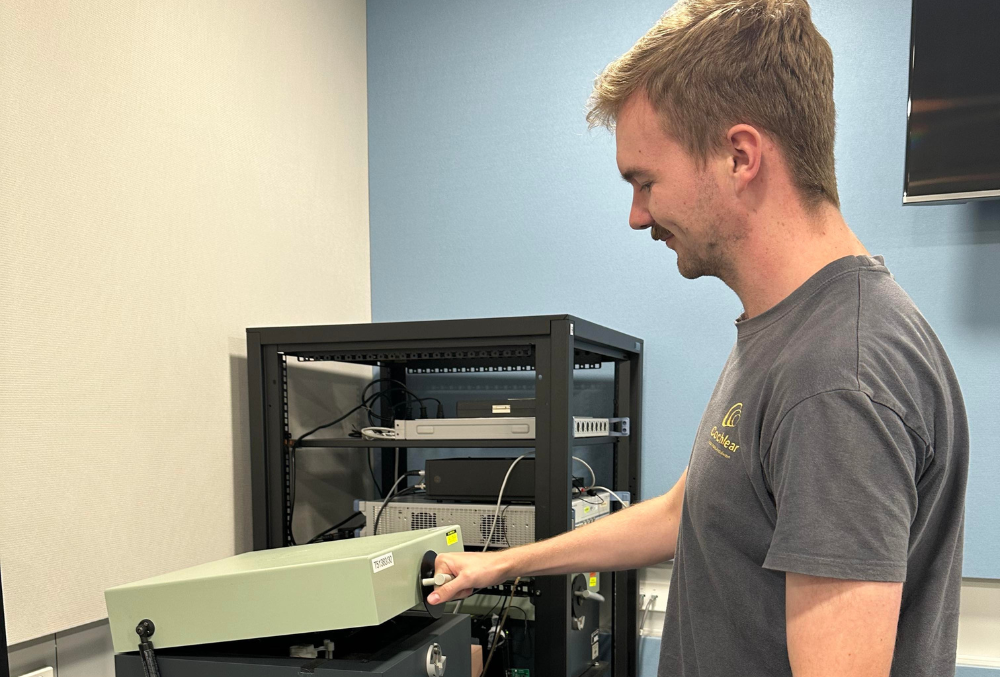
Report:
588,0,839,209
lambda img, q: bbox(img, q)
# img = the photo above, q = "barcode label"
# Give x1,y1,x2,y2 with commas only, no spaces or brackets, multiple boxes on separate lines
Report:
371,552,394,573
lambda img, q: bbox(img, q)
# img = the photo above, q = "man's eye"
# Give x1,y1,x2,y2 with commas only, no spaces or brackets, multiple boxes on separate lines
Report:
641,182,652,192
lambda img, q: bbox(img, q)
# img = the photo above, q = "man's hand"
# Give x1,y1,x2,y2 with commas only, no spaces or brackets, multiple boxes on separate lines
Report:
427,550,511,605
425,469,688,606
786,573,903,677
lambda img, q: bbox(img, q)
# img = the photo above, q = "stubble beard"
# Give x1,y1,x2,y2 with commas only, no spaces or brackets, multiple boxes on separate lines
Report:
674,200,742,283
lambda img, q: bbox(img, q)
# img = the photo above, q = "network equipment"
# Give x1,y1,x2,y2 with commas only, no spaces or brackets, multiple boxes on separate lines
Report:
394,416,534,440
456,397,537,417
424,457,537,502
392,416,630,440
357,490,620,549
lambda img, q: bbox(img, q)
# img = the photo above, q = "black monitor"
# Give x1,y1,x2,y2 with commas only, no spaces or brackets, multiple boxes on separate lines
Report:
903,0,1000,204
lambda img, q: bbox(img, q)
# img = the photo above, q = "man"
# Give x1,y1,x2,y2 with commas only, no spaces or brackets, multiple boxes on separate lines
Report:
428,1,969,675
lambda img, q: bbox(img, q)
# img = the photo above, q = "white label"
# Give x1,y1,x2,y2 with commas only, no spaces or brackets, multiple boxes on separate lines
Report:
371,552,394,573
492,404,511,414
591,629,599,659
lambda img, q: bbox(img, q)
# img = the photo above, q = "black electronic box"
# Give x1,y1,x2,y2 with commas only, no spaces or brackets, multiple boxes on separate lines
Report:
424,457,536,502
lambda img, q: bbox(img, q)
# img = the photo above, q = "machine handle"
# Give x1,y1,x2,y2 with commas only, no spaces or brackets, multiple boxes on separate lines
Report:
421,573,455,587
573,589,605,603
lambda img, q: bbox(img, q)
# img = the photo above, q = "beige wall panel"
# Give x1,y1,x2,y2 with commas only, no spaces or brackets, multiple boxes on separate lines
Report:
0,0,370,644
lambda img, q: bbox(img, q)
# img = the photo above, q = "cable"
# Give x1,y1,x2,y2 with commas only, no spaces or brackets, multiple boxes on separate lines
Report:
287,378,438,544
482,454,532,552
306,511,365,544
591,485,630,507
373,471,424,535
505,604,532,659
482,576,521,675
296,381,422,446
639,594,657,633
373,484,422,536
361,379,444,422
572,456,596,490
295,401,371,446
500,504,513,549
367,449,383,498
360,426,397,440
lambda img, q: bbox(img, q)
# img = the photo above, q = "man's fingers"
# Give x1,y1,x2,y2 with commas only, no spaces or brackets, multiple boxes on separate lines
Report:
428,574,469,604
434,553,457,576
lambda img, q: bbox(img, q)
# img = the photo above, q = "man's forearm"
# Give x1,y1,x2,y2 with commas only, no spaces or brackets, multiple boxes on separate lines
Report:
496,471,686,579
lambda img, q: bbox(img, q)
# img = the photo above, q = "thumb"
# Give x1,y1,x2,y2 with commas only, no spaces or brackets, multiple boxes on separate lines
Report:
427,573,470,605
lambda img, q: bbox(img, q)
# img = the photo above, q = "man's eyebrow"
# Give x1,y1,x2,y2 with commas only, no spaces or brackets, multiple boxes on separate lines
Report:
620,169,648,184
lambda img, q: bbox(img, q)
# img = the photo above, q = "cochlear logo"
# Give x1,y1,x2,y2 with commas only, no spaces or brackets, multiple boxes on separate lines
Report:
707,401,742,459
722,402,742,428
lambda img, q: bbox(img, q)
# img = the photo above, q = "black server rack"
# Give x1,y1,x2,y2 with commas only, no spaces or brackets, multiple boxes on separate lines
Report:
246,315,643,677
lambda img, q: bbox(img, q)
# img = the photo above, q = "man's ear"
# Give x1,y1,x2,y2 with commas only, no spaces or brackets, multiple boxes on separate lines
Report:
725,124,763,195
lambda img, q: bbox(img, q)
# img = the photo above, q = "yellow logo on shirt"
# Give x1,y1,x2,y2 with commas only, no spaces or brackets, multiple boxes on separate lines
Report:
707,402,742,459
722,402,742,428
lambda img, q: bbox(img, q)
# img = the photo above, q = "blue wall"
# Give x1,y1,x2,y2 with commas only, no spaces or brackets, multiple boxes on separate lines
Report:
366,0,1000,582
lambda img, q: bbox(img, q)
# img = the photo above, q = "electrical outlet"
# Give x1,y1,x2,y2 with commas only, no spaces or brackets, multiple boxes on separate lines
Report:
19,668,55,677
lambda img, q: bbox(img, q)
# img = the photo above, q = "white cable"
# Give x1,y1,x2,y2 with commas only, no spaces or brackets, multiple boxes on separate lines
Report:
591,485,630,507
483,453,532,552
360,426,397,440
373,471,423,535
639,594,657,632
572,456,596,490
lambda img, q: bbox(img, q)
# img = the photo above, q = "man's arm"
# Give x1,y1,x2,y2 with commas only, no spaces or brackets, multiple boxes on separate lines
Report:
786,573,903,677
428,469,686,604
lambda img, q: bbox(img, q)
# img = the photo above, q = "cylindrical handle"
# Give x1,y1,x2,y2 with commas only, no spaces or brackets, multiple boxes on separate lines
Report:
573,589,606,603
421,573,455,587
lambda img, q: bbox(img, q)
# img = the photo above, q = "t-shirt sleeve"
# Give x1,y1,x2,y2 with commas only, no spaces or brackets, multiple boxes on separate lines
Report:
762,389,922,582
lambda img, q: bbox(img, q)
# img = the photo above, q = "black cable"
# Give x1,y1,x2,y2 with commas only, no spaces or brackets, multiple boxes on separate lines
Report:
506,605,532,659
372,486,418,536
288,378,438,544
362,379,421,423
306,510,365,544
362,378,444,420
367,448,383,498
296,384,417,447
475,593,505,620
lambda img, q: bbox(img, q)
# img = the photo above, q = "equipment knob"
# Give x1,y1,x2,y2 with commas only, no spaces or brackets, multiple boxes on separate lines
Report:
425,642,446,677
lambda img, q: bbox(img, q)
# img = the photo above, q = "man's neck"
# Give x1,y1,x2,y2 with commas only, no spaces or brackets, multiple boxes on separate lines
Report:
725,202,868,319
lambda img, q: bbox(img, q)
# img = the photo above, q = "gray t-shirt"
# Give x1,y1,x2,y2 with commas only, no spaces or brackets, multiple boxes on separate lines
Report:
658,255,968,677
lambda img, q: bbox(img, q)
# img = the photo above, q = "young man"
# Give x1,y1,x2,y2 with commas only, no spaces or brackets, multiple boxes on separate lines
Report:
428,1,969,675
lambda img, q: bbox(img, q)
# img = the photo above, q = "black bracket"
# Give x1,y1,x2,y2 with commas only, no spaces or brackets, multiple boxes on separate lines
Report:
479,580,541,598
419,550,445,619
136,619,161,677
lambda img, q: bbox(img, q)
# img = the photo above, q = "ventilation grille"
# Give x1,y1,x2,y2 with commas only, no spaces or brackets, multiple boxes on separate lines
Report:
479,514,507,546
411,512,438,531
360,501,536,549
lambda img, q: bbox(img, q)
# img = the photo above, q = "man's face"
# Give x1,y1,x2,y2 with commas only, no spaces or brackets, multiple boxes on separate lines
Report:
615,94,743,281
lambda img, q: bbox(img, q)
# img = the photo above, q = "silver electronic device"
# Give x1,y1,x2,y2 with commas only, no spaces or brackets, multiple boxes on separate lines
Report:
358,490,622,549
392,416,629,440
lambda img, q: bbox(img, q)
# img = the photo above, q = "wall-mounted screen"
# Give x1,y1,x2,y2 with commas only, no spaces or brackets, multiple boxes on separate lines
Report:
903,0,1000,204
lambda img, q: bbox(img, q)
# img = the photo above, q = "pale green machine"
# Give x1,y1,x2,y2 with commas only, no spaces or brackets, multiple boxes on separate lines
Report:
105,526,471,677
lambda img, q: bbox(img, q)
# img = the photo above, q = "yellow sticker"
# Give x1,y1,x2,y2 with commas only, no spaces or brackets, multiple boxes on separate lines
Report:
446,529,458,546
589,575,597,588
584,506,591,514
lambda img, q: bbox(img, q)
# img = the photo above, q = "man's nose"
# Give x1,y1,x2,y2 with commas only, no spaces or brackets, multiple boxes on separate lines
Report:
629,201,653,230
